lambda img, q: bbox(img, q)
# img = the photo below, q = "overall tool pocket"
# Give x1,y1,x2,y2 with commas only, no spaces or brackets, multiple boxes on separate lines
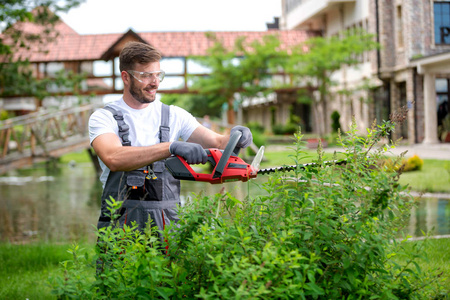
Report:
126,166,163,200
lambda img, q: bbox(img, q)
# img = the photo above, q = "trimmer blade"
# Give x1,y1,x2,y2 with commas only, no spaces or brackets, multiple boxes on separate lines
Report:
250,146,265,172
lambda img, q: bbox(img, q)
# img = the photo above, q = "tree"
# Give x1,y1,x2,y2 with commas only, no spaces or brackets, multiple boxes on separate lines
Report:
0,1,84,107
190,33,288,124
160,93,222,119
286,29,379,135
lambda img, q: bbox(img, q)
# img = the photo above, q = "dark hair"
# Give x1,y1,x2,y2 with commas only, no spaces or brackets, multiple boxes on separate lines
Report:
119,42,162,71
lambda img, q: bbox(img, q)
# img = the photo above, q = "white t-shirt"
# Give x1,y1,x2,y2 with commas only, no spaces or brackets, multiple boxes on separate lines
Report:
89,98,200,187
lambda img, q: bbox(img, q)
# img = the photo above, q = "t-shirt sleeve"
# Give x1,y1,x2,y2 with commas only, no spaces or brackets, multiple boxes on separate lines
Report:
88,109,117,145
171,105,201,141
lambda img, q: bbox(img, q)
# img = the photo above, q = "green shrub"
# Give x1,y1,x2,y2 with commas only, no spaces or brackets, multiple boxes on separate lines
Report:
246,121,265,134
252,131,266,148
379,157,403,172
331,110,341,133
271,123,299,135
283,123,298,134
0,109,11,121
380,155,424,173
51,120,448,299
246,130,267,156
244,121,266,148
403,155,424,172
272,123,284,135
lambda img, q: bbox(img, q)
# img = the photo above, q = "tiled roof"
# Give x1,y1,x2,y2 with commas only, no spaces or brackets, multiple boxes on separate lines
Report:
7,19,318,62
141,31,315,57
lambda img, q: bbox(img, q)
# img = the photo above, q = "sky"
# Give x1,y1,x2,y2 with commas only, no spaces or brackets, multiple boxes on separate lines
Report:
59,0,282,34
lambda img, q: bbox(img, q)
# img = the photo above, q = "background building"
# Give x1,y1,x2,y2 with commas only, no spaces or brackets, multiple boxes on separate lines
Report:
280,0,450,144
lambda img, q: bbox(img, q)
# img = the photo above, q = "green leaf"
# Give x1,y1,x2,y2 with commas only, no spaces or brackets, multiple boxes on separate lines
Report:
155,287,174,299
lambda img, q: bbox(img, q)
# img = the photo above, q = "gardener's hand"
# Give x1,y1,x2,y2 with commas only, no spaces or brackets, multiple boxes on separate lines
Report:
230,126,253,148
169,141,208,164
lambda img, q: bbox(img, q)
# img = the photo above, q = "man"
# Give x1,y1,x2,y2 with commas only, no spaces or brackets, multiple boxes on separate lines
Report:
88,41,252,240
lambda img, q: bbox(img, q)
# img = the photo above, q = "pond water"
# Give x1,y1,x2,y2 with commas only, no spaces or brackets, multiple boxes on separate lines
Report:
0,162,449,243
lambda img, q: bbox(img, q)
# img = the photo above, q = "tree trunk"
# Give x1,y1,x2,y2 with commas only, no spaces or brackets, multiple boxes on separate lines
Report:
227,98,235,125
319,79,329,136
322,97,328,135
313,102,323,136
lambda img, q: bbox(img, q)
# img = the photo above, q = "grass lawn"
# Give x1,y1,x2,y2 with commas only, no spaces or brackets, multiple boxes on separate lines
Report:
0,242,95,300
398,159,450,193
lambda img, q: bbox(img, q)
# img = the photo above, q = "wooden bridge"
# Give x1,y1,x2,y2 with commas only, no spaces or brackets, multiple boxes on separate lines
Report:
0,103,103,175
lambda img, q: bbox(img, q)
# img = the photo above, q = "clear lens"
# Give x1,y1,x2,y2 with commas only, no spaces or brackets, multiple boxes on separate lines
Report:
128,70,165,83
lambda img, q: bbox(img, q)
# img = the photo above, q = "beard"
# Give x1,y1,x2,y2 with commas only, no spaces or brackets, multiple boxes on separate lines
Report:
129,79,157,104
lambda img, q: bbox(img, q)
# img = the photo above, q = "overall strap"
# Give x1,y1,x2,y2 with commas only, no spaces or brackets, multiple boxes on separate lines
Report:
103,106,131,146
159,103,170,143
104,103,170,145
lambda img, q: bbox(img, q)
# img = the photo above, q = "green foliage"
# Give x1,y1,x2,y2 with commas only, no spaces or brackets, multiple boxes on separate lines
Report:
287,28,379,81
287,29,379,135
272,123,299,135
0,109,13,120
380,155,424,174
403,155,424,172
246,130,266,156
183,29,379,129
283,122,299,135
0,61,87,99
246,121,265,134
190,33,288,123
51,121,448,299
272,123,285,135
272,106,304,135
50,197,172,299
245,121,266,154
252,131,266,148
160,93,222,119
331,110,341,133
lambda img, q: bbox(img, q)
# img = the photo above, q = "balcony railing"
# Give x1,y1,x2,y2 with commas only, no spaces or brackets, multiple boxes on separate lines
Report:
285,0,308,14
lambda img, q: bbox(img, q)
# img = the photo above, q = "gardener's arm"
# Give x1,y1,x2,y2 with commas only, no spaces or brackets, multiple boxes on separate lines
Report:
187,126,229,149
91,133,171,172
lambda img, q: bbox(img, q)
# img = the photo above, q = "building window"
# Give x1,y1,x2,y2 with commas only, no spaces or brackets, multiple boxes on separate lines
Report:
284,0,303,14
436,78,449,140
396,5,404,48
436,78,449,108
434,1,450,44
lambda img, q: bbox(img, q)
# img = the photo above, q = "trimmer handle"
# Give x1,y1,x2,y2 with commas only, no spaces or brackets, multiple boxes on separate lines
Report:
213,130,242,179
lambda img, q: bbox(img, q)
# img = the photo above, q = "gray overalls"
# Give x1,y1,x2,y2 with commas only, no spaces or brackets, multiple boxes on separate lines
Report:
97,104,181,240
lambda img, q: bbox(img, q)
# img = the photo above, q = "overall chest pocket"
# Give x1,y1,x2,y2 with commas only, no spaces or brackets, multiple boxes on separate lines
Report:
126,167,163,200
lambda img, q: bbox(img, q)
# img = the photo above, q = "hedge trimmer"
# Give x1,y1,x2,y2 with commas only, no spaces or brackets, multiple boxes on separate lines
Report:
165,131,346,184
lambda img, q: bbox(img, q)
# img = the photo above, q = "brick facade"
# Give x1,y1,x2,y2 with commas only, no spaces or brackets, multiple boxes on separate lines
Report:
377,0,450,143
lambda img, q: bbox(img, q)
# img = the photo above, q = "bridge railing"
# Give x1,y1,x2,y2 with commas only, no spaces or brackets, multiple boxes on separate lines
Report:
0,103,103,169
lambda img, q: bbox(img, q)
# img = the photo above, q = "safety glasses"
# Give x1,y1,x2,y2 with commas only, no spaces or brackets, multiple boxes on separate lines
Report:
127,70,165,83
